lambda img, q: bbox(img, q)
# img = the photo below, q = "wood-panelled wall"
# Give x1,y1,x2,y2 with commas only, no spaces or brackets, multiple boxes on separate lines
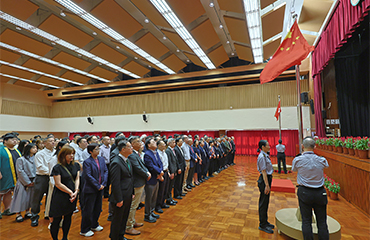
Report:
1,99,51,118
51,80,309,118
315,149,370,216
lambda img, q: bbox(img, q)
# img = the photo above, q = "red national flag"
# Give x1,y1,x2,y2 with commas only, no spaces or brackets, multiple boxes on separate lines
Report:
275,100,281,121
260,20,314,84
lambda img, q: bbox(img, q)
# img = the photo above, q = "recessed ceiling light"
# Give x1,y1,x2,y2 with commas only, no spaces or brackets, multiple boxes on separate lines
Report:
99,63,102,65
144,18,149,23
209,2,214,7
51,42,56,45
187,59,190,62
116,46,120,49
78,54,82,57
163,36,166,40
231,52,235,56
60,12,66,17
92,32,97,35
134,57,138,59
176,49,180,52
226,40,229,44
219,24,223,29
148,65,151,68
15,27,21,30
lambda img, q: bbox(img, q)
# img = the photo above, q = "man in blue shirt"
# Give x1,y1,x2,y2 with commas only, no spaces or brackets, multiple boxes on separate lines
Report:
292,137,329,240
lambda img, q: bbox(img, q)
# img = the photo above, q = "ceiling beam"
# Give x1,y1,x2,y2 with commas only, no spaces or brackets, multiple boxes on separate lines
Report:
261,0,286,18
200,0,236,58
114,0,189,63
233,41,251,48
187,14,209,32
221,10,244,20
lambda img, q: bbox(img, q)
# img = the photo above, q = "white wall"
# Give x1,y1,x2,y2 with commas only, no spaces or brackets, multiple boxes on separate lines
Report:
0,106,311,133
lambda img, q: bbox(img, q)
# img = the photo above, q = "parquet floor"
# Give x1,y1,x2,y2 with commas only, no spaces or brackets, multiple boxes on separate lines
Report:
1,156,369,239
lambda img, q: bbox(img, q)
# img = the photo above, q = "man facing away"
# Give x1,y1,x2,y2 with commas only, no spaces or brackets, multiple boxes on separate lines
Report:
292,137,329,240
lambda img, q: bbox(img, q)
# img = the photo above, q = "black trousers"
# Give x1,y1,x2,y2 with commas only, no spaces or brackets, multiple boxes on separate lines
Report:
31,175,49,219
166,175,175,200
186,166,195,185
156,171,170,209
50,212,73,240
277,152,287,173
174,172,184,197
104,163,110,197
257,174,272,228
81,191,103,233
110,197,132,240
297,186,329,240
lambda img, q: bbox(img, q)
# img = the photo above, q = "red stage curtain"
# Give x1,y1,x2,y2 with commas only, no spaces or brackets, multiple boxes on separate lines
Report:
312,0,370,77
227,130,299,157
313,74,326,137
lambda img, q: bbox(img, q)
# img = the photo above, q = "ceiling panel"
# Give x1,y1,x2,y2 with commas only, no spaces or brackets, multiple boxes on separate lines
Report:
0,49,22,63
14,81,43,89
38,14,94,48
131,0,171,29
123,61,150,77
36,76,66,87
262,6,285,42
134,33,169,60
167,0,206,26
0,0,39,21
90,43,128,65
0,29,53,56
191,19,220,51
299,0,333,32
208,45,229,67
261,0,277,9
218,0,244,14
91,0,143,39
303,34,316,46
52,52,91,70
184,53,206,68
161,54,187,73
0,65,36,79
89,66,119,80
60,71,91,84
234,44,253,62
164,31,192,53
263,38,281,60
225,17,250,44
23,58,62,75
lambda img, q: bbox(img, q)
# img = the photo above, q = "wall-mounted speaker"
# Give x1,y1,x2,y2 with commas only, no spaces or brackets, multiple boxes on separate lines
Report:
301,92,309,104
309,99,315,114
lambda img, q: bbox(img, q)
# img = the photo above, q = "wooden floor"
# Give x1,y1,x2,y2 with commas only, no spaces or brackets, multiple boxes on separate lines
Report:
1,156,369,240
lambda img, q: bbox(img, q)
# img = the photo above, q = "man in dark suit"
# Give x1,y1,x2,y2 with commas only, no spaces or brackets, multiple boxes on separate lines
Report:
109,140,134,240
174,138,186,199
107,135,127,221
125,136,151,235
143,139,163,223
165,138,179,205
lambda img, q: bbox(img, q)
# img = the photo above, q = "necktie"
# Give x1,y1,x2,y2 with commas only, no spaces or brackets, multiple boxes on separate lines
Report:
126,159,131,171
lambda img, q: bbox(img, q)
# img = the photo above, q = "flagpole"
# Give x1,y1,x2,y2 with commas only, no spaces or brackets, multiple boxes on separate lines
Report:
278,95,282,140
296,65,303,154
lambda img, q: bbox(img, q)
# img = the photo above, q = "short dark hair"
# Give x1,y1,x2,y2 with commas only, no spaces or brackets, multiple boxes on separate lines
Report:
77,137,86,145
175,138,182,144
145,138,154,149
278,139,282,144
87,143,99,154
87,135,95,143
54,140,69,156
129,136,139,144
115,132,124,138
73,134,81,138
115,135,126,146
117,140,129,151
258,140,268,150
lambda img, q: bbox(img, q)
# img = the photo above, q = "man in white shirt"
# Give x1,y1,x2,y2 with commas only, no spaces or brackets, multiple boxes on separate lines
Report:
82,135,98,160
100,136,111,198
30,136,55,227
75,137,88,165
181,136,191,192
69,134,81,151
155,140,170,213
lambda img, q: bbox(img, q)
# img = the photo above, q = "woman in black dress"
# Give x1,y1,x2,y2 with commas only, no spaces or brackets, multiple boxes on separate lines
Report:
49,145,80,240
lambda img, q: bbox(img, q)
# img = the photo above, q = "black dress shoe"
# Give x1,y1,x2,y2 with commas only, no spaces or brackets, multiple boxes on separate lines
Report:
190,184,196,188
258,226,273,234
155,208,163,214
161,204,170,209
199,179,204,183
204,177,210,180
107,215,112,221
172,199,178,203
31,216,39,227
123,237,133,240
181,193,186,196
151,212,160,219
209,175,214,177
267,223,275,229
167,201,176,206
144,215,156,223
174,196,183,200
